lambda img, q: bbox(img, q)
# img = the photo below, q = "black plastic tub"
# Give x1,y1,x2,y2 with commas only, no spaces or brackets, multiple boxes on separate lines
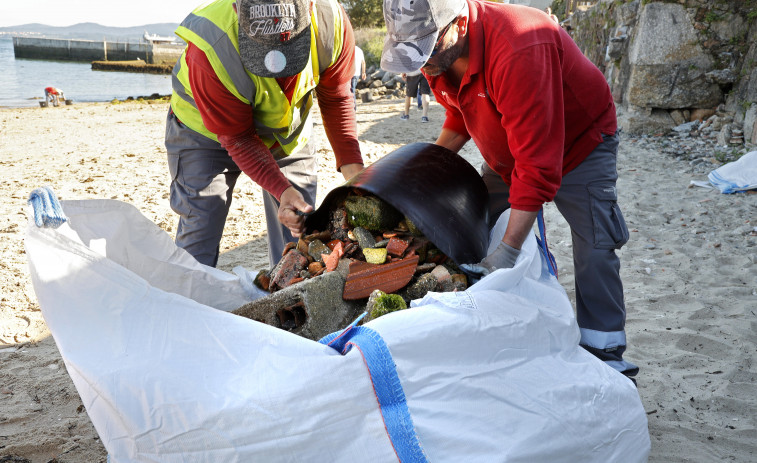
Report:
305,142,489,265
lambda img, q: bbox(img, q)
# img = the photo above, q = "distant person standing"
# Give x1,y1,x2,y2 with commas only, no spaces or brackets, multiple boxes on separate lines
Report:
400,71,431,123
351,45,367,110
44,87,64,107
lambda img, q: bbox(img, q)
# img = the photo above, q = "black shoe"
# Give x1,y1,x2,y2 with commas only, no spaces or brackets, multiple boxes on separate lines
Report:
622,371,638,387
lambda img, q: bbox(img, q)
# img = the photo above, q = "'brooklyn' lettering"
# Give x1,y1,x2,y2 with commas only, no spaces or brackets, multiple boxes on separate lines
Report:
248,4,296,19
248,18,295,36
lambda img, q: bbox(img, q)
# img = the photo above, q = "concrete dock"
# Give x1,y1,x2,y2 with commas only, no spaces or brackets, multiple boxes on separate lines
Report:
13,37,184,65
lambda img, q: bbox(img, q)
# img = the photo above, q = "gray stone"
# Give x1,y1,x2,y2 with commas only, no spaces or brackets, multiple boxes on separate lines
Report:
370,70,385,81
669,110,687,126
745,104,757,145
616,0,639,27
352,226,376,250
233,259,363,341
717,124,733,146
381,72,397,84
672,120,699,133
606,35,626,61
708,13,746,43
401,273,437,302
307,239,330,262
626,3,721,109
617,105,676,135
360,91,375,103
705,69,736,85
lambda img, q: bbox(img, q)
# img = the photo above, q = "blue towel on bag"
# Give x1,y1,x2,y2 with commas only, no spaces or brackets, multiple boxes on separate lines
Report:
28,186,67,228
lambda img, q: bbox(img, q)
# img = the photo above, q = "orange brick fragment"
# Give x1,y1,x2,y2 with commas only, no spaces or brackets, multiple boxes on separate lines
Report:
322,241,344,273
386,237,410,257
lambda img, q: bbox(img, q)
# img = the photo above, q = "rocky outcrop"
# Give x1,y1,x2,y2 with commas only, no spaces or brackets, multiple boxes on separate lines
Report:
568,0,757,145
353,68,408,102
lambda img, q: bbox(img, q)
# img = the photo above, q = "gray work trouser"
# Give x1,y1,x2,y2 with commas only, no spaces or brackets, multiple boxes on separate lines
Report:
482,132,638,375
165,111,317,269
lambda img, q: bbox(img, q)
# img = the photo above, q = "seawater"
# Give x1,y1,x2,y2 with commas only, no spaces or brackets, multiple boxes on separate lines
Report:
0,37,174,109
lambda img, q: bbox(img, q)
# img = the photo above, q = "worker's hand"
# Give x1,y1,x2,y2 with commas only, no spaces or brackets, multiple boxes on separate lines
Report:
460,241,521,279
361,72,367,80
278,187,314,237
340,163,364,182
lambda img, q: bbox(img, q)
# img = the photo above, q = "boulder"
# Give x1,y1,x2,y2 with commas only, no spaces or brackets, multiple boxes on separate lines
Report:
626,3,721,109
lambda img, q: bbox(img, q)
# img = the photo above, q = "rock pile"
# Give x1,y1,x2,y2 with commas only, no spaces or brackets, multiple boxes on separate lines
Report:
353,66,407,103
625,102,755,177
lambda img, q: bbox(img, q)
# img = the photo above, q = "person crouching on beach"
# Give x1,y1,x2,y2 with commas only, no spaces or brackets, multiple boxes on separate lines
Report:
44,87,64,106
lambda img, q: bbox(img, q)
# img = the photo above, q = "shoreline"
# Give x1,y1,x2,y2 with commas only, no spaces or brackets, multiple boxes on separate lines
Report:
0,94,172,110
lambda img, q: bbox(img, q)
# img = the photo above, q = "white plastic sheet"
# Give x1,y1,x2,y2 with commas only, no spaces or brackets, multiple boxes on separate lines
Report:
708,150,757,193
25,199,650,462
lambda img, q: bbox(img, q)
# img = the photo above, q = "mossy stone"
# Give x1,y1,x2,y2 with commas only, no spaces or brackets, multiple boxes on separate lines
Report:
369,293,408,319
344,195,402,231
404,216,424,236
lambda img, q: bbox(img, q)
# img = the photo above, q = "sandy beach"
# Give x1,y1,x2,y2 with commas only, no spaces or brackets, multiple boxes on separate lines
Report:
1,98,755,462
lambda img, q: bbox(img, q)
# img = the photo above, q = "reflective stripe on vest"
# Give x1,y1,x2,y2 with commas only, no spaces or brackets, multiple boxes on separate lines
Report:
170,0,342,153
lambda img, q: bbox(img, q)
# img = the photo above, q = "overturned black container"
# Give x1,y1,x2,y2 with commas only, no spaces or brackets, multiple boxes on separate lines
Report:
306,142,490,265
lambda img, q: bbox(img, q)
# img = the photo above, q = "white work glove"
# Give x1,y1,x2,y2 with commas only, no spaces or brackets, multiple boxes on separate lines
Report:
460,242,521,278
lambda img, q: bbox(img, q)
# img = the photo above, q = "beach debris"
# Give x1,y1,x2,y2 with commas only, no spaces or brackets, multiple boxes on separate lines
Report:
233,189,469,339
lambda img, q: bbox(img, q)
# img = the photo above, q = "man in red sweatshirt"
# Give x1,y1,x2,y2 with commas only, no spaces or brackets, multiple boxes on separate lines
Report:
381,0,637,380
166,0,363,269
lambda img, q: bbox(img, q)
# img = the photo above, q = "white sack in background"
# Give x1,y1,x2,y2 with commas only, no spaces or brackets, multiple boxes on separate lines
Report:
25,199,650,462
708,150,757,193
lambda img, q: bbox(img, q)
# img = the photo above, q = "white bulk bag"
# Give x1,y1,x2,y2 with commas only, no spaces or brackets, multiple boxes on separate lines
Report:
25,198,650,462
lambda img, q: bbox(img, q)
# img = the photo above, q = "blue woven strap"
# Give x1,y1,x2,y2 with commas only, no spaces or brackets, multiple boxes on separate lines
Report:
535,209,558,278
320,325,427,463
28,186,67,229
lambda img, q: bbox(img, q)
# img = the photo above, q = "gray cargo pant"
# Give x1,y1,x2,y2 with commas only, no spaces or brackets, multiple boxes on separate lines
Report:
165,111,317,269
482,132,638,376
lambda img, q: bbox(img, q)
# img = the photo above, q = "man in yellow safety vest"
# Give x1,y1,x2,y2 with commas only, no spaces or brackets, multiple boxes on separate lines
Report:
166,0,364,268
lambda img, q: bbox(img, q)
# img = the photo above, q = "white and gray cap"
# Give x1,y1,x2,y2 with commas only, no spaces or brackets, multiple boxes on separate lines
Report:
381,0,466,74
238,0,312,78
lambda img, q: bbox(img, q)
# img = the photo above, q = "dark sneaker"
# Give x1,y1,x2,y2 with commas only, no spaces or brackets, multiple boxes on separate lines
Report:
421,116,429,123
622,370,638,388
400,114,409,120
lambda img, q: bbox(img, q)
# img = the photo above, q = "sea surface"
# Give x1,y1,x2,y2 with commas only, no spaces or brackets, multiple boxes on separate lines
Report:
0,37,173,109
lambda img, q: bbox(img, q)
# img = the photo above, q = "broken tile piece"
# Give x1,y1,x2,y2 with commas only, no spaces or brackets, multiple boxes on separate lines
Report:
270,250,309,291
386,236,411,257
343,255,419,300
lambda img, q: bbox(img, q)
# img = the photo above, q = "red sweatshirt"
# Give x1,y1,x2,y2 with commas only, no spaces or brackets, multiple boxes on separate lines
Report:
427,0,617,212
185,8,362,200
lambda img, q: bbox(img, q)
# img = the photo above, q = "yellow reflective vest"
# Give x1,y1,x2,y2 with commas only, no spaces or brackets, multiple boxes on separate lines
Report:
170,0,344,155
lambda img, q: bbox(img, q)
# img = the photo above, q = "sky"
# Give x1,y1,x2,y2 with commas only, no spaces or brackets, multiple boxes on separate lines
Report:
0,0,202,28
